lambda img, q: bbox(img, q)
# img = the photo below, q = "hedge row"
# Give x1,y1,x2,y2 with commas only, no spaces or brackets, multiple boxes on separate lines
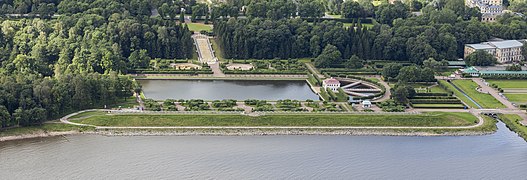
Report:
481,74,527,79
415,92,451,96
410,99,462,104
411,96,458,99
410,104,465,109
320,68,377,73
223,70,306,74
129,70,213,74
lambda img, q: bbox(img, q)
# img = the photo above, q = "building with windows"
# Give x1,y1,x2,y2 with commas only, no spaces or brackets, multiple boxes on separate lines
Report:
466,0,503,22
322,78,341,92
464,40,525,63
461,66,527,77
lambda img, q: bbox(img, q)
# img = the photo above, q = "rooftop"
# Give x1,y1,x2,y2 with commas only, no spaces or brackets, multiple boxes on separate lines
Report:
488,40,523,49
467,43,495,50
480,71,527,75
323,78,340,85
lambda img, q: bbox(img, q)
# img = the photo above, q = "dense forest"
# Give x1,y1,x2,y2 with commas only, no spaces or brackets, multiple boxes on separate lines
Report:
0,0,197,128
215,0,527,66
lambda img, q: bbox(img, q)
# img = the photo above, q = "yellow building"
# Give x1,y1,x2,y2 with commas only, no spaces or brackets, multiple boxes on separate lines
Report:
464,40,525,63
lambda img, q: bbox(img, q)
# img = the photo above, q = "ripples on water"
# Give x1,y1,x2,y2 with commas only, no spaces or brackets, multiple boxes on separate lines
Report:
137,79,320,100
1,122,527,179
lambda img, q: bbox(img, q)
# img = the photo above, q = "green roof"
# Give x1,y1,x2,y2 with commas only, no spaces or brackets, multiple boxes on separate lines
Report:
462,67,479,73
480,71,527,75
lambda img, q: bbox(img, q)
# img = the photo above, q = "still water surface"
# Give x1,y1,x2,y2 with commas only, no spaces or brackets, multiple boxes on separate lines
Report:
1,122,527,179
137,79,319,100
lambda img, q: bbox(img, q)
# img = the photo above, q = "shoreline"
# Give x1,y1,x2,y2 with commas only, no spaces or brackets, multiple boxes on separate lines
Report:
95,128,494,137
0,131,81,142
0,128,494,142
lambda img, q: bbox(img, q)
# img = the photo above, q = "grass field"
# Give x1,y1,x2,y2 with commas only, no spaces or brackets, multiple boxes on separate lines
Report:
439,80,478,108
487,80,527,89
0,123,91,137
499,114,527,142
452,80,505,109
72,112,477,127
504,94,527,104
184,23,213,32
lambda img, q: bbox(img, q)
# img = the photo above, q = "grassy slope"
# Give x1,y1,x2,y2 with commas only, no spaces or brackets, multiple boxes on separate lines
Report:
499,114,527,142
0,123,92,137
72,112,477,127
439,80,478,108
487,80,527,89
452,80,505,108
210,38,224,61
504,94,527,103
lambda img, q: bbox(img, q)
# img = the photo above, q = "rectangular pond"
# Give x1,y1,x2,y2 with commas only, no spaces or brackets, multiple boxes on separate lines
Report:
137,79,319,100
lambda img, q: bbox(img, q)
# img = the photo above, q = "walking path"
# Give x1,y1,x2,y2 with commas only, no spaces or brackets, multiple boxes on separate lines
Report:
373,77,391,102
305,63,325,78
209,62,225,77
472,78,527,124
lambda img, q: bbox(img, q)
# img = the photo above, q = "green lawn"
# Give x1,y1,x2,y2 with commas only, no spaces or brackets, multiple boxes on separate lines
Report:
111,97,138,109
504,94,527,104
499,114,527,142
452,80,505,109
184,23,213,32
210,38,224,61
0,123,92,137
72,112,477,127
487,80,527,89
439,80,477,108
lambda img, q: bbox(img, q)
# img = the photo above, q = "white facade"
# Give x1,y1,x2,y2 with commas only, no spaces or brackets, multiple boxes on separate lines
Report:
322,78,341,92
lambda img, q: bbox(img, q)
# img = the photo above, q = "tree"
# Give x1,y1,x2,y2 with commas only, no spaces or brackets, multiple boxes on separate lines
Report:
423,58,447,70
397,66,419,82
506,64,522,71
310,35,322,57
298,0,324,18
393,84,409,104
410,0,423,11
344,55,363,69
523,43,527,61
314,44,342,68
465,50,497,66
341,1,365,19
382,63,403,81
375,2,409,25
392,82,416,104
0,105,10,128
180,12,185,23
